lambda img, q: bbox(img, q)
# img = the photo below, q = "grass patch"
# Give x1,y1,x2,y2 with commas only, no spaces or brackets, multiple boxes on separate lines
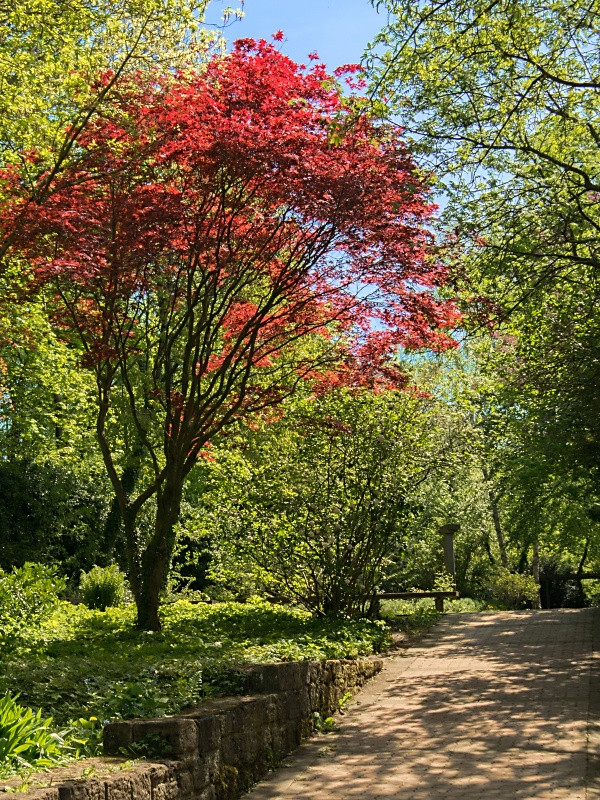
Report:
379,602,441,632
379,595,487,633
0,599,391,728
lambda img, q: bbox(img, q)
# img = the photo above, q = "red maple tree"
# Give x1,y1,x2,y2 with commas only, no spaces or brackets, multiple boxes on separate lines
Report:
3,39,459,628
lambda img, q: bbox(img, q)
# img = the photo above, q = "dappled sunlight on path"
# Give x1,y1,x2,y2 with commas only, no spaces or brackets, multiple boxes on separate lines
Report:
246,609,600,800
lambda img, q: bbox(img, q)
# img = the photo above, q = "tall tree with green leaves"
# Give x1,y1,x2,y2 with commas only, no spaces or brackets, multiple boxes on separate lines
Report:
366,0,599,301
0,0,225,261
366,0,600,493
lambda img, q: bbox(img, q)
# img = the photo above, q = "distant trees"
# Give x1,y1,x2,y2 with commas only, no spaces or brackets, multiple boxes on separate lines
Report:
387,340,600,606
4,41,458,628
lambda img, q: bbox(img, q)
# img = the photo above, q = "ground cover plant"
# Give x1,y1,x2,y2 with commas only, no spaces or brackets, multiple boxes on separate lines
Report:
0,563,66,650
0,598,390,734
0,566,392,777
380,598,486,624
0,693,68,778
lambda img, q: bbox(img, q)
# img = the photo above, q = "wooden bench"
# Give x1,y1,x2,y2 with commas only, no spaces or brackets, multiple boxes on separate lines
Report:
375,591,459,612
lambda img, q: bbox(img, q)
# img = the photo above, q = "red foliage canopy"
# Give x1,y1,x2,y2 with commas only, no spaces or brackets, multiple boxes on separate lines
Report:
2,38,459,484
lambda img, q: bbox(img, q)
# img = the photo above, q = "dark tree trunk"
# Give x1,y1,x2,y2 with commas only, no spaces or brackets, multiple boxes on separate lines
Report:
53,393,63,441
135,480,182,631
101,462,140,563
532,537,542,609
123,507,142,604
482,467,509,568
137,570,163,631
489,488,509,568
576,535,590,609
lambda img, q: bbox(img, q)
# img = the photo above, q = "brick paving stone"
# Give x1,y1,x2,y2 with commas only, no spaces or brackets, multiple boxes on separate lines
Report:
245,609,600,800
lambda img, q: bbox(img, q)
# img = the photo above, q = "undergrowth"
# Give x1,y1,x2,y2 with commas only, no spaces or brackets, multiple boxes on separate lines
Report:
0,599,391,732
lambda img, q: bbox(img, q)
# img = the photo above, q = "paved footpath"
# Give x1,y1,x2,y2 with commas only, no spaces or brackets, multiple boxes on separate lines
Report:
246,609,600,800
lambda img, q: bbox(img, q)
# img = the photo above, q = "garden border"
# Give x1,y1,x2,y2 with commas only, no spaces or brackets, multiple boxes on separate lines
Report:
4,658,382,800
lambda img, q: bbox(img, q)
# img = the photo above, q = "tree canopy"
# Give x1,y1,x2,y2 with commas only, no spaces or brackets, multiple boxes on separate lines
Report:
366,0,600,307
366,0,600,496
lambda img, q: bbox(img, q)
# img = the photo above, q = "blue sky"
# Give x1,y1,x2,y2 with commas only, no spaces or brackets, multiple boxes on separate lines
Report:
207,0,385,69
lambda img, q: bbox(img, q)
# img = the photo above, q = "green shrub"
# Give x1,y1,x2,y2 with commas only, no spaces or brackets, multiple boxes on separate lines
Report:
380,596,487,620
584,579,600,607
444,597,487,612
483,568,540,609
379,601,442,631
432,570,456,592
0,693,66,775
0,563,65,650
80,565,126,611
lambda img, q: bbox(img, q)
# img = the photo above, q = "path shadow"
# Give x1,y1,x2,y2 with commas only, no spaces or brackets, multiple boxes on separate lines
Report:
249,608,600,800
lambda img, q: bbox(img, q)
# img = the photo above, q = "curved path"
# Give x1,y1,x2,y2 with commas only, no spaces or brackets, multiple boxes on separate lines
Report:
246,609,600,800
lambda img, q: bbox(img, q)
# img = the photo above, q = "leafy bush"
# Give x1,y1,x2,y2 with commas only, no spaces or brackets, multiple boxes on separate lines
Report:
0,693,66,776
432,570,456,592
379,595,487,624
0,563,65,650
202,390,441,619
482,568,540,609
444,597,487,612
79,565,126,611
379,601,442,631
62,716,104,758
584,579,600,608
0,458,111,577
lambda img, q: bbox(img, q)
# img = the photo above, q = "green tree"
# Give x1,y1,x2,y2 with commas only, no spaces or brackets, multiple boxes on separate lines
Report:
366,0,600,514
0,270,114,574
393,346,513,593
0,1,236,575
198,390,449,618
405,341,600,606
366,0,600,312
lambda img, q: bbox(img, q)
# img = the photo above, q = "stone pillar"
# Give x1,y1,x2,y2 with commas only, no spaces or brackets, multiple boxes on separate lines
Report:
439,523,460,579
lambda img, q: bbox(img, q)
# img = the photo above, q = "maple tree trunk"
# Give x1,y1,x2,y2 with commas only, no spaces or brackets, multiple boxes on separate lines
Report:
323,586,342,618
122,508,142,604
135,480,183,631
102,462,141,562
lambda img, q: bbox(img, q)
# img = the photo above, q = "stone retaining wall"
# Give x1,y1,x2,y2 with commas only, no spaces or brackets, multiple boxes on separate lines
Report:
10,658,382,800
